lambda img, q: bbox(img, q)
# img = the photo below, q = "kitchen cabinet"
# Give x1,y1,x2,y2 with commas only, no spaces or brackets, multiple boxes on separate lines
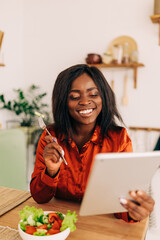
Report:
88,62,144,88
0,128,28,190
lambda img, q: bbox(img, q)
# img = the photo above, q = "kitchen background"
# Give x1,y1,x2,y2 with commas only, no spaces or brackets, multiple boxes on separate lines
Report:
0,1,160,239
0,0,160,130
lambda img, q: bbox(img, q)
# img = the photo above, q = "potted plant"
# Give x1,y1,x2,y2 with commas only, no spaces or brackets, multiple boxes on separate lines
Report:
0,84,50,144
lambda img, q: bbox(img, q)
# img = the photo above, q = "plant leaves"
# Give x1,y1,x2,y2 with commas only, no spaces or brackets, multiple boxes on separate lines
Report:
30,85,39,91
19,91,25,100
0,85,49,126
0,94,5,103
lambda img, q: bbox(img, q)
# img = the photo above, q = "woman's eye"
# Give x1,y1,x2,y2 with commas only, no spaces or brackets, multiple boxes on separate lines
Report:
90,93,99,97
69,95,80,100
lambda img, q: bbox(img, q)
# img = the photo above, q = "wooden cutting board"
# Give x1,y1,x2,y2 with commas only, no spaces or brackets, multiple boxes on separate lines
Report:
107,35,138,57
0,186,31,216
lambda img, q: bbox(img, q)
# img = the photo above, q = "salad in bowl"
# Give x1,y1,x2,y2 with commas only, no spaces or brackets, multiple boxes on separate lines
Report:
18,206,77,240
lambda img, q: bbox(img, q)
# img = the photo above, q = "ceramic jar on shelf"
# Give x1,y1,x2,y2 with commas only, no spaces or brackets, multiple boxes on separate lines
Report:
112,44,123,64
102,52,112,64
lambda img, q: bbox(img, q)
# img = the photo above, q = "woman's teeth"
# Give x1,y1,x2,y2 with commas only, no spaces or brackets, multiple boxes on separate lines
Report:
79,109,93,114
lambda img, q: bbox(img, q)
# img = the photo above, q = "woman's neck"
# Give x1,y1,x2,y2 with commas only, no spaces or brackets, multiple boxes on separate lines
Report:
71,123,96,151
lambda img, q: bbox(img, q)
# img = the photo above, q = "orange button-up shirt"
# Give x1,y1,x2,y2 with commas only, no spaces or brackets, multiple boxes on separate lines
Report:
30,126,133,222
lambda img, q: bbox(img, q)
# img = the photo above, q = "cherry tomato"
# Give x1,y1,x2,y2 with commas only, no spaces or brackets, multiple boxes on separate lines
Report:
51,220,60,230
47,228,60,235
25,225,36,235
37,224,48,230
48,213,60,223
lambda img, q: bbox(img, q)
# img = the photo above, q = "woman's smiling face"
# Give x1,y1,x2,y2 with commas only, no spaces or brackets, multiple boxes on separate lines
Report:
68,73,102,127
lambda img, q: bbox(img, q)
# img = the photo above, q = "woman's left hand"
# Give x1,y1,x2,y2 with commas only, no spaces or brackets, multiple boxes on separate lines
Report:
120,190,155,221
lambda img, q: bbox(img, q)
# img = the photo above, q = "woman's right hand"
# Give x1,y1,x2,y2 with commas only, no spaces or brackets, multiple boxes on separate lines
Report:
43,135,63,177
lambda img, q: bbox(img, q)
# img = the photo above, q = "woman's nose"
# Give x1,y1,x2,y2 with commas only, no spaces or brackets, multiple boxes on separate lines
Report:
78,96,91,105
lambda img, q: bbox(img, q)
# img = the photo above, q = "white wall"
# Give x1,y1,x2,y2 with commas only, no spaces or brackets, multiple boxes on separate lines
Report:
0,0,24,125
0,0,160,129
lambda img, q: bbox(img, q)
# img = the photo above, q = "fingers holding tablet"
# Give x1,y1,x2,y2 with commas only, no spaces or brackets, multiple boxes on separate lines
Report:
120,190,155,221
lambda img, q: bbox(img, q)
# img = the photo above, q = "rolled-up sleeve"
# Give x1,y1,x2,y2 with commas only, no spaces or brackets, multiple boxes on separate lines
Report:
30,131,59,203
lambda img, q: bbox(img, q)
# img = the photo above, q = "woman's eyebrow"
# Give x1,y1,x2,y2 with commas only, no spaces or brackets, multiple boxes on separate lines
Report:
69,89,80,93
69,87,98,93
87,87,98,92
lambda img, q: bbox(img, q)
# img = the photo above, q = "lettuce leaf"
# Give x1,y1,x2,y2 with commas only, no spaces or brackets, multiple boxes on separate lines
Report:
19,221,26,231
19,206,44,223
60,210,77,232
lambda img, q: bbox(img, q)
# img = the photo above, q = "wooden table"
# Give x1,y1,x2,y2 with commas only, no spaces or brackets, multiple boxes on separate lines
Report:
0,188,148,240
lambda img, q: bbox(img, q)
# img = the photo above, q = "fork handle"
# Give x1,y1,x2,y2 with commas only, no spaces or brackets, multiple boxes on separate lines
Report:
45,128,53,138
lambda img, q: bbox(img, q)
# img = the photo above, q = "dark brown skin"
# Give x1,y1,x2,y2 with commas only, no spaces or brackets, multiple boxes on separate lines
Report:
122,190,155,221
43,136,62,177
43,73,155,221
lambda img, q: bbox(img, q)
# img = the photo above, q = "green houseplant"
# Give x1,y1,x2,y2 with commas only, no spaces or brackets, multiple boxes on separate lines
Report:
0,84,49,127
0,85,50,145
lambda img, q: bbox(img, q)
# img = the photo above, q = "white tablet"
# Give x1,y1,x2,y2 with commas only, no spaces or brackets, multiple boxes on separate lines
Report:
79,151,160,216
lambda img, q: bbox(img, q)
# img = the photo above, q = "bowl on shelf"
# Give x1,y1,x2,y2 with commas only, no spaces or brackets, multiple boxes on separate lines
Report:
85,53,102,64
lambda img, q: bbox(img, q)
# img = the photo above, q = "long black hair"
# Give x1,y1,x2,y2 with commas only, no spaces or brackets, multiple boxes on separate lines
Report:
52,64,124,139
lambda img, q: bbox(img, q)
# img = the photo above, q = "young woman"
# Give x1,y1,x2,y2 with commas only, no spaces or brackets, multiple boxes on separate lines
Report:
30,64,154,222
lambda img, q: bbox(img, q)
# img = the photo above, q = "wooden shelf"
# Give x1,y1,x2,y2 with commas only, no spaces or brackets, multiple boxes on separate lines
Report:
0,63,5,66
150,15,160,45
150,15,160,23
129,126,160,132
88,63,144,88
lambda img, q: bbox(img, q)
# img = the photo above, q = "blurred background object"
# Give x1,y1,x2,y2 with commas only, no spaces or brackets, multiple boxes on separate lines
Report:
154,0,160,14
0,31,4,51
85,53,102,64
0,128,27,190
107,35,138,64
102,52,112,64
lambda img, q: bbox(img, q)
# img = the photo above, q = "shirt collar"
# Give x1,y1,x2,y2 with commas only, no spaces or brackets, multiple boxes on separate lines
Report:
59,125,103,145
90,125,102,144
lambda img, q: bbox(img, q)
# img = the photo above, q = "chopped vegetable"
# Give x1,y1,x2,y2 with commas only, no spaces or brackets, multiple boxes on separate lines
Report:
56,212,64,220
60,210,77,232
27,214,36,226
19,206,77,236
39,214,49,224
36,222,43,227
47,223,52,229
25,225,36,235
33,229,47,236
47,229,60,235
48,212,60,223
20,221,27,231
37,224,48,230
51,220,61,230
19,206,44,222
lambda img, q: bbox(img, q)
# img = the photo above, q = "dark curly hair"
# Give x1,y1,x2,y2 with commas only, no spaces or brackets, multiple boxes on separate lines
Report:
52,64,124,139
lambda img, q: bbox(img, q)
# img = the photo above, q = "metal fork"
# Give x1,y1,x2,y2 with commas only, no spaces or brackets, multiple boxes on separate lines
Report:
36,113,67,165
